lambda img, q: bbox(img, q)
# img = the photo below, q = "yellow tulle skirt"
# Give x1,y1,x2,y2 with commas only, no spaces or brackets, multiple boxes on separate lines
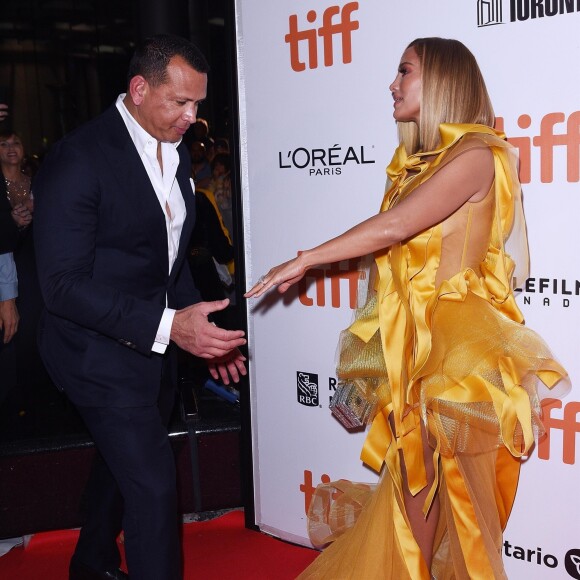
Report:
298,292,568,579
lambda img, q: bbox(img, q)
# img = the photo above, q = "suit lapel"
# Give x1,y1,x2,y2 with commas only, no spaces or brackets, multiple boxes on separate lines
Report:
97,107,169,274
170,150,196,282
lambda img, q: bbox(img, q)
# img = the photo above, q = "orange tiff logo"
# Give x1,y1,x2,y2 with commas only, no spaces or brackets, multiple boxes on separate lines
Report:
298,259,361,309
300,470,334,514
285,2,359,72
299,469,373,514
496,112,580,183
537,398,580,465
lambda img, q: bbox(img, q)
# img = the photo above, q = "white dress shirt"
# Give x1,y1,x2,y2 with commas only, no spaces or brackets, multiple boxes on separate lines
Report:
116,94,190,353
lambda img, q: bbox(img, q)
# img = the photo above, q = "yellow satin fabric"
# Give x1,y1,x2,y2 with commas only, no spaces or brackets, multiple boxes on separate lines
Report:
302,124,567,579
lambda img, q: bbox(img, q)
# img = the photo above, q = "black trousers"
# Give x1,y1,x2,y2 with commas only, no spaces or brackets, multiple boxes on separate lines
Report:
74,376,180,580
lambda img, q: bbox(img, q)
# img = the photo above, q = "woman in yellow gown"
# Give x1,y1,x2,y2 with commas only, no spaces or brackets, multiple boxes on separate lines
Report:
246,37,568,579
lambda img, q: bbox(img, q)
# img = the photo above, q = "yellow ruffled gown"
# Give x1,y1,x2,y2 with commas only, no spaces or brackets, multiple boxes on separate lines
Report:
298,124,568,579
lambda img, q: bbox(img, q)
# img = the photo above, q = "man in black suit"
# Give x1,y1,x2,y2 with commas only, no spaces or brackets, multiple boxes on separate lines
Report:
33,35,246,580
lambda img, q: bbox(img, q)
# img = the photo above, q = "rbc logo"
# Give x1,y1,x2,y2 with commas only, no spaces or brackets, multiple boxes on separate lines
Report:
297,372,319,407
285,2,359,72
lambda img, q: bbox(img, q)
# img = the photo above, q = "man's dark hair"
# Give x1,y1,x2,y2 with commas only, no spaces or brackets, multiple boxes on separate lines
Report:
127,34,210,86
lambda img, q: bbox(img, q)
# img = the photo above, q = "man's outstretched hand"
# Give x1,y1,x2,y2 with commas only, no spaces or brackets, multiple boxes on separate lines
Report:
171,299,247,383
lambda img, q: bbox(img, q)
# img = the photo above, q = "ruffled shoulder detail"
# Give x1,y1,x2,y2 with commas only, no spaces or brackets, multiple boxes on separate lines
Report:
383,123,529,318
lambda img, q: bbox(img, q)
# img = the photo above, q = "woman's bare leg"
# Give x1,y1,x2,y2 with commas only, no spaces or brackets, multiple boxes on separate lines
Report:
398,419,440,571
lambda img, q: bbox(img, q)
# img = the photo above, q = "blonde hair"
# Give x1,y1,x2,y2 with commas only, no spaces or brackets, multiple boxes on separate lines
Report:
398,38,495,154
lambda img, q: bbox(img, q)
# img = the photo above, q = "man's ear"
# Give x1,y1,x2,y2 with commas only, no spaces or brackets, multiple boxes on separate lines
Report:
128,75,147,106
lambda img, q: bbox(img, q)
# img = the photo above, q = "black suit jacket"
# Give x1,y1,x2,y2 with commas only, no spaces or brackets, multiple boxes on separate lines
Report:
33,105,200,407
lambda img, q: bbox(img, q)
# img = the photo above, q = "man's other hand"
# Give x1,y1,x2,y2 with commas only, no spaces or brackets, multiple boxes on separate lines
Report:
208,348,247,385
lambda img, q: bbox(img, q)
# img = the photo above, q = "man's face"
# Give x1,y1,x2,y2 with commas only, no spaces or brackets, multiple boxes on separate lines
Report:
131,55,207,143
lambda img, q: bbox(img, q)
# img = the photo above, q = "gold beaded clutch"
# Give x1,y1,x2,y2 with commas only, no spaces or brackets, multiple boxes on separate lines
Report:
329,381,377,429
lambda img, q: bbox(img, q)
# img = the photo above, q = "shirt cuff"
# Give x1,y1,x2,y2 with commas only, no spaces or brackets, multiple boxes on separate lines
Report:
0,283,18,301
0,253,18,301
152,308,176,354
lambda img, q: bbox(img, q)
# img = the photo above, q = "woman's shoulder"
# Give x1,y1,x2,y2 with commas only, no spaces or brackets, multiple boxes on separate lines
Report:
438,124,506,167
440,123,510,153
433,127,496,193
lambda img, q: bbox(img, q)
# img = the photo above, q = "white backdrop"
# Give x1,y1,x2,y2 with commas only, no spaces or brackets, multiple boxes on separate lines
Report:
235,1,580,577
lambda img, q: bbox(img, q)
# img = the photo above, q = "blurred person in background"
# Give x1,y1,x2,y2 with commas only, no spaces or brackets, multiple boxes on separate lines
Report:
1,131,33,229
209,152,233,238
0,130,33,252
190,140,212,189
0,251,18,406
0,129,43,410
213,137,229,156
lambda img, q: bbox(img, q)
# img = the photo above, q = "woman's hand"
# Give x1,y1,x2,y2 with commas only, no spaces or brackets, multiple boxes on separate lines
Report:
245,252,309,299
11,202,33,229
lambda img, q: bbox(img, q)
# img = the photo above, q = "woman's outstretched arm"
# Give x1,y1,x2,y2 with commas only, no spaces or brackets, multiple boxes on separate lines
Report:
245,145,493,298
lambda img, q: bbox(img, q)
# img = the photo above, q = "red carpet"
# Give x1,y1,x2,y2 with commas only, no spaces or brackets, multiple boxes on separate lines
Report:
0,511,318,579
